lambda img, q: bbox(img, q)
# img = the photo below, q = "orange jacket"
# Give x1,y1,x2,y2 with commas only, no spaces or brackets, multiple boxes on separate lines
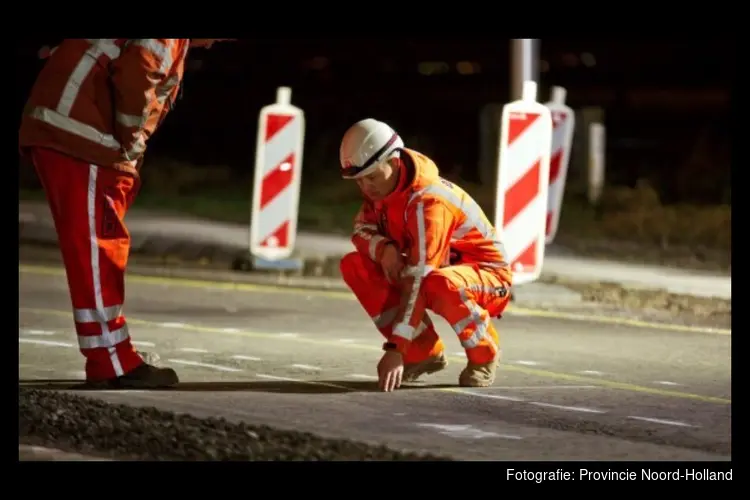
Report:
19,39,190,176
350,148,512,353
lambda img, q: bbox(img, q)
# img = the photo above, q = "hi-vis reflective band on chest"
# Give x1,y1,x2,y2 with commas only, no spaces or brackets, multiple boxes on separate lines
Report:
494,81,553,286
250,87,306,261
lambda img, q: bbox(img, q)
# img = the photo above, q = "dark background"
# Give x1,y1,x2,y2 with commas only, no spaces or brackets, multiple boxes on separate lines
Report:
15,38,733,205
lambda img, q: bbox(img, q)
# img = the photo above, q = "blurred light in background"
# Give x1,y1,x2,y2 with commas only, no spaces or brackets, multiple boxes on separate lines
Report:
418,61,450,75
580,52,597,67
456,61,481,75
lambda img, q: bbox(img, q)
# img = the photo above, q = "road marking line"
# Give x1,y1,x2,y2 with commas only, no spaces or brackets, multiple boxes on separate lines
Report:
19,307,732,405
454,390,525,402
513,360,541,366
579,370,604,376
178,347,209,354
20,264,731,336
19,338,74,348
278,332,299,338
231,355,261,362
255,373,354,391
160,322,187,329
530,401,606,414
222,328,241,333
415,423,522,440
166,358,242,373
487,385,598,390
290,364,322,371
348,373,377,380
132,341,156,348
23,329,56,336
654,380,681,386
628,416,696,428
338,338,357,343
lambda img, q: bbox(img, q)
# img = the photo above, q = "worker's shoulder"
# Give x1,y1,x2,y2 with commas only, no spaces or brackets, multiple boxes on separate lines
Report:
408,177,472,208
421,176,470,197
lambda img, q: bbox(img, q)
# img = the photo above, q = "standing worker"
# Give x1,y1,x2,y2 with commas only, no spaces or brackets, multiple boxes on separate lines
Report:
19,39,230,389
338,118,513,392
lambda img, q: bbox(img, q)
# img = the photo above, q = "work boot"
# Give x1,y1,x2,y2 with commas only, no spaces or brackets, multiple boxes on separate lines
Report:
403,352,448,383
458,357,500,387
85,351,179,389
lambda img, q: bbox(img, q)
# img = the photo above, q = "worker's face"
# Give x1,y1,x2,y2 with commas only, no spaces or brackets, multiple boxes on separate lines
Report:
355,161,398,201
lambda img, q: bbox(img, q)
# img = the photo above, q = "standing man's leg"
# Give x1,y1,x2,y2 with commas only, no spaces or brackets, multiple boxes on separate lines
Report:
339,251,447,380
30,147,178,388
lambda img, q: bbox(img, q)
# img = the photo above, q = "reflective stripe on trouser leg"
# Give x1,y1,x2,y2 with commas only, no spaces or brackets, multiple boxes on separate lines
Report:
84,164,125,377
450,288,499,361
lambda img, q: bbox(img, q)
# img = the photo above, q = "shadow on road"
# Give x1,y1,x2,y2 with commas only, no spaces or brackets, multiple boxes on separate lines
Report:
19,379,455,394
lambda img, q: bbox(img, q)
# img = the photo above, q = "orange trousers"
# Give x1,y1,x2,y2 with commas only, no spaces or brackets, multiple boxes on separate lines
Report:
340,252,510,365
30,147,144,381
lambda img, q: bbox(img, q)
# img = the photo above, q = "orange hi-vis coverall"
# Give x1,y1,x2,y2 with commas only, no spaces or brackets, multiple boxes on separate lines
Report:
340,148,513,365
19,39,190,382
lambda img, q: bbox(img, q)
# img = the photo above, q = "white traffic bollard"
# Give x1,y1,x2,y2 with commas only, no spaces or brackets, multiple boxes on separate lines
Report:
494,80,553,286
543,86,576,244
249,86,306,270
588,122,606,206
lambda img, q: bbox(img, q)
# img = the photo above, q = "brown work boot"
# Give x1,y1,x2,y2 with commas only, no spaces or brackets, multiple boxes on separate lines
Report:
403,352,448,383
85,351,179,389
458,357,499,387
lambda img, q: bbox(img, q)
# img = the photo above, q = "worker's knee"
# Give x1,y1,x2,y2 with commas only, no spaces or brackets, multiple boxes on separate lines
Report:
339,251,365,286
421,270,457,309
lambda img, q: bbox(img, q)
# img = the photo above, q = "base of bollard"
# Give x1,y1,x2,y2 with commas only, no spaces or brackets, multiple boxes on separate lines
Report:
232,253,304,273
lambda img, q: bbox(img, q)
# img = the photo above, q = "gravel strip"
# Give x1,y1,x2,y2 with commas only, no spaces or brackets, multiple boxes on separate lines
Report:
19,388,452,461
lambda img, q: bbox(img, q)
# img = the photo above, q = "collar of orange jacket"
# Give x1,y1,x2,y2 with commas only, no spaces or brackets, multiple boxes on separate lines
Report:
379,148,440,205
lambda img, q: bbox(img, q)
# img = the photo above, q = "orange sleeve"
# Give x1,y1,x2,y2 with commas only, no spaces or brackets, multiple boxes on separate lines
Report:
110,39,179,161
389,197,455,354
351,201,394,262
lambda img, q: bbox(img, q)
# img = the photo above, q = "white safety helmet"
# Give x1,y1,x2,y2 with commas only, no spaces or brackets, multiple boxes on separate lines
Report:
339,118,404,179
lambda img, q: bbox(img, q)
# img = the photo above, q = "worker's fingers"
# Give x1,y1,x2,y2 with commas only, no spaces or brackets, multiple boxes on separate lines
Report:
393,369,402,391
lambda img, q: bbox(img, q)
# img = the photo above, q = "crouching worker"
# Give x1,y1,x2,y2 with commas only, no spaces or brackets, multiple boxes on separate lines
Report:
338,119,513,392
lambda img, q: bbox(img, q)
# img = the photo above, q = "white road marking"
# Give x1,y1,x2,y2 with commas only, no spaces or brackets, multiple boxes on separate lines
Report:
278,332,299,338
415,423,522,440
132,341,156,348
579,370,605,376
290,364,322,371
232,355,262,362
178,347,209,354
487,385,598,390
513,360,541,366
458,390,525,402
255,373,353,391
393,412,407,416
453,351,465,357
67,370,87,379
530,401,606,414
23,329,57,336
338,338,357,343
348,373,377,380
222,328,241,333
160,322,187,329
166,358,242,373
19,338,74,348
628,416,696,428
654,380,681,386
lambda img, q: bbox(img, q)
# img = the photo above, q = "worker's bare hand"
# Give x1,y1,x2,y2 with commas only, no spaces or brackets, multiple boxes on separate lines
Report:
381,243,404,284
377,350,404,392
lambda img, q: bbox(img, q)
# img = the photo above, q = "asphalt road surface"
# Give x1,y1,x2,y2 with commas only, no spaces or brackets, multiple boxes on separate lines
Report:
19,263,732,461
